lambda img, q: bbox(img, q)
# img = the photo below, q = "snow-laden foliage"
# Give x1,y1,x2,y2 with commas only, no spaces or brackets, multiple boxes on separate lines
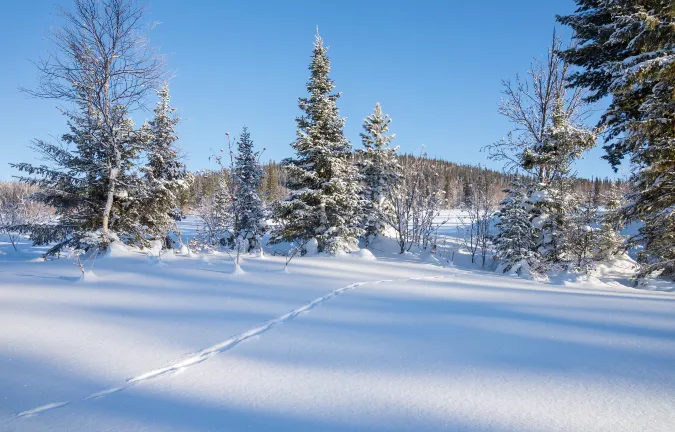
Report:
10,103,146,255
595,185,627,261
529,180,576,271
566,190,603,273
273,32,363,254
523,107,596,180
559,0,675,281
232,127,266,252
141,86,192,248
357,103,401,241
494,180,539,275
11,0,166,255
487,32,595,183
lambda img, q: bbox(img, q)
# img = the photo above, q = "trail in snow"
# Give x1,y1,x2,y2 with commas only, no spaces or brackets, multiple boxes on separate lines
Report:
8,274,448,422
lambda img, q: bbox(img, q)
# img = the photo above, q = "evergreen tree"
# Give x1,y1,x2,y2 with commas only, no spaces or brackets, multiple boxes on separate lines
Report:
141,86,192,248
232,127,265,252
526,105,596,271
559,1,675,281
494,180,539,275
11,103,144,255
596,185,626,261
358,103,400,240
529,179,575,270
273,32,363,254
567,189,602,273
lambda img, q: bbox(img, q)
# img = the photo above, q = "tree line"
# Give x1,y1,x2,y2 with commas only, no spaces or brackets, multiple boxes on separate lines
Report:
1,0,672,283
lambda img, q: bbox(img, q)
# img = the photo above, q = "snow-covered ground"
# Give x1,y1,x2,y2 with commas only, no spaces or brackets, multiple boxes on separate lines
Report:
1,213,674,431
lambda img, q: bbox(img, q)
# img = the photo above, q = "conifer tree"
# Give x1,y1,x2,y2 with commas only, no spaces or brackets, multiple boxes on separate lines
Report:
273,31,363,254
596,185,626,260
559,1,675,281
494,180,539,275
567,189,601,273
232,127,265,252
141,86,192,248
11,104,144,255
530,179,575,270
358,103,400,240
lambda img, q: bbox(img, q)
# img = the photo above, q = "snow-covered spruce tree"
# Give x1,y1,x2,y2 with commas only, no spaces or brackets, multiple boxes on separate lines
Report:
530,178,576,270
11,104,145,255
566,189,602,273
272,32,363,254
357,103,401,241
595,185,626,261
526,106,596,270
559,1,675,281
494,179,539,275
232,127,266,252
487,33,597,273
141,85,192,249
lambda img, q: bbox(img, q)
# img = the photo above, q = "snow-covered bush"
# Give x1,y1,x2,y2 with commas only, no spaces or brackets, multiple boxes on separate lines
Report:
458,169,498,266
0,182,52,251
381,153,447,254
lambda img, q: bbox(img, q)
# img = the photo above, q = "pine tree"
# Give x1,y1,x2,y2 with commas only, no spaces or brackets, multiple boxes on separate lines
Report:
141,86,192,248
232,127,265,252
358,103,400,240
559,1,675,281
273,31,363,254
494,180,539,275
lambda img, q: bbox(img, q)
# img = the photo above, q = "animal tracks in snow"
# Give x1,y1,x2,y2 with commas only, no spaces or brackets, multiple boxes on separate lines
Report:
7,273,448,422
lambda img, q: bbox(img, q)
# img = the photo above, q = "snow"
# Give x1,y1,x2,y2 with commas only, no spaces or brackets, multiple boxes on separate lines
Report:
1,214,674,431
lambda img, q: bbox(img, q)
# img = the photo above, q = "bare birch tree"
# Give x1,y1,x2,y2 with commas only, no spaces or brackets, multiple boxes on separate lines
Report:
485,31,590,182
381,153,447,254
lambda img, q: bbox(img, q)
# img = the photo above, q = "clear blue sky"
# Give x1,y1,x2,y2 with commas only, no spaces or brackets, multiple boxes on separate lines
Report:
0,0,628,181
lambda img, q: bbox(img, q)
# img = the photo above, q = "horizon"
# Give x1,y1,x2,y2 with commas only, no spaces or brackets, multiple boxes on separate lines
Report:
0,0,629,181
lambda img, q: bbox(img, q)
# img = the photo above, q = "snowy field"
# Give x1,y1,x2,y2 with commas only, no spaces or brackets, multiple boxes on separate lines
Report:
1,213,675,431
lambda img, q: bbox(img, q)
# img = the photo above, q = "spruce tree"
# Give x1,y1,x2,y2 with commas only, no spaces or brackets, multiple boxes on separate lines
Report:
559,1,675,281
530,179,574,270
358,103,400,240
596,185,626,260
232,127,265,252
273,32,363,254
567,189,601,273
526,106,596,271
494,180,539,275
11,103,144,255
141,85,192,248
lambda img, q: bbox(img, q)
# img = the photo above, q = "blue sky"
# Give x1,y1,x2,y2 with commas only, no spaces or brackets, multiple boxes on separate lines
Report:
0,0,628,181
